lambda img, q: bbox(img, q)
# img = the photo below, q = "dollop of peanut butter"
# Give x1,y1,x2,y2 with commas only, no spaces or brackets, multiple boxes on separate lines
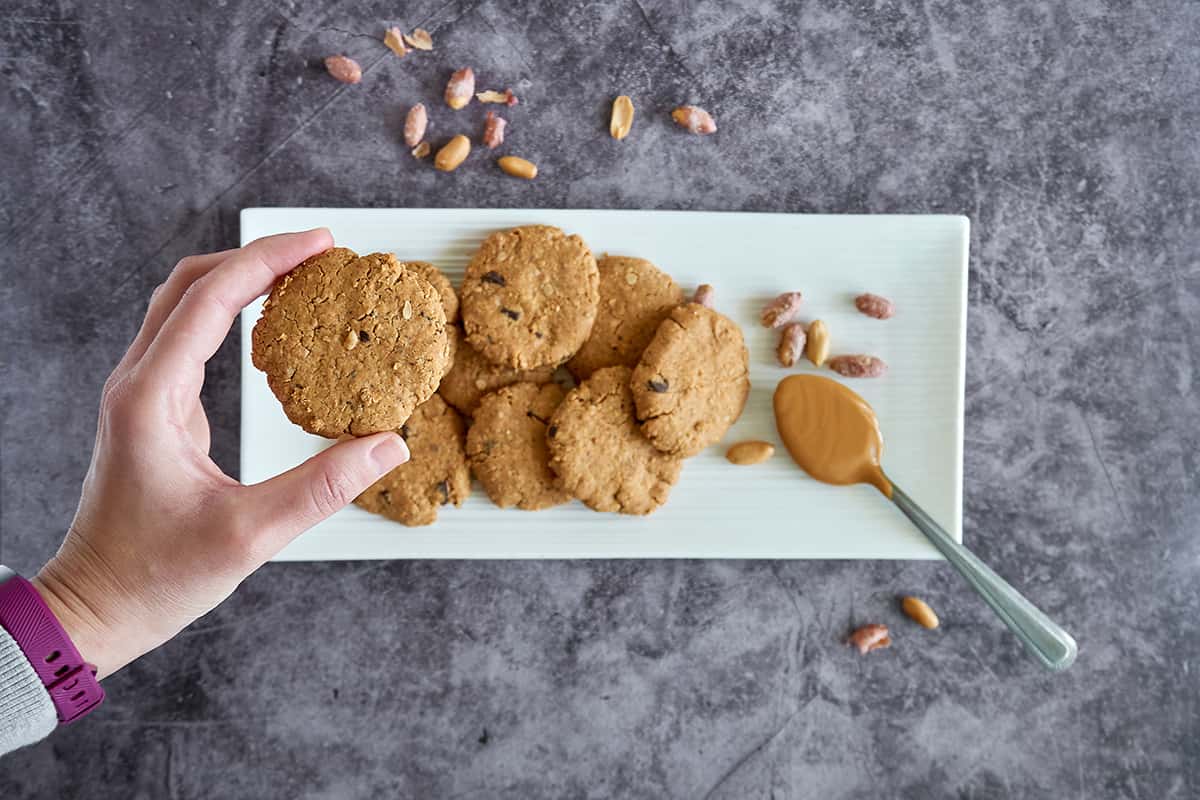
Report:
772,375,892,497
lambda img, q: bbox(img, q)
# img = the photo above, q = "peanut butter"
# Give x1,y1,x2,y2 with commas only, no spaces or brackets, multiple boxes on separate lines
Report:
772,374,892,497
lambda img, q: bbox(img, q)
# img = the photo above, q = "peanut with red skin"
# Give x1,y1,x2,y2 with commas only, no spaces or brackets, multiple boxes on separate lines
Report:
324,55,362,84
671,105,716,134
761,291,804,328
482,111,506,149
828,355,888,378
777,322,807,367
855,293,895,319
847,623,891,655
404,103,427,147
445,67,475,110
692,284,715,308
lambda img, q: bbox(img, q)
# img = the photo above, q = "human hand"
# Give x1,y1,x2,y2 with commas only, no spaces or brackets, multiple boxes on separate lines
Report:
32,230,410,679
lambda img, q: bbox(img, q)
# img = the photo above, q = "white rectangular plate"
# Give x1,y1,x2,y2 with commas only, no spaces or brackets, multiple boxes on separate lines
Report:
241,208,968,560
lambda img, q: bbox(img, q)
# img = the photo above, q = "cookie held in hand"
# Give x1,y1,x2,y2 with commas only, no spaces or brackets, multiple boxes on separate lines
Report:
252,247,449,438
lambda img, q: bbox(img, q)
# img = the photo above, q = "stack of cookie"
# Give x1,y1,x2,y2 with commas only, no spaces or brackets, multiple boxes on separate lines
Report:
251,224,751,526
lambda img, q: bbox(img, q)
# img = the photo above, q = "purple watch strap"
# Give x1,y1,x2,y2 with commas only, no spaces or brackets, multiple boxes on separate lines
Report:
0,569,105,724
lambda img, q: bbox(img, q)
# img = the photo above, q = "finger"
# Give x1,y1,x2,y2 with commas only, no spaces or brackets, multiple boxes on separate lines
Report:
112,249,237,380
140,229,333,391
238,432,409,554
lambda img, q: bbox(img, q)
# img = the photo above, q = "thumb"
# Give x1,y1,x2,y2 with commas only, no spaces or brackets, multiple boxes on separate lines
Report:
242,432,409,551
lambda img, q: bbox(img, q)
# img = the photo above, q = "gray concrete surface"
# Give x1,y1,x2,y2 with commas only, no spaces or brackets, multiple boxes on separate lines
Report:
1,0,1198,797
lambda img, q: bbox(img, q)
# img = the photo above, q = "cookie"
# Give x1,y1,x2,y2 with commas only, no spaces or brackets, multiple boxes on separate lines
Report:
567,256,683,379
547,366,682,515
438,325,557,416
466,382,572,510
403,260,459,323
252,248,450,438
460,225,600,369
354,394,470,526
631,303,750,457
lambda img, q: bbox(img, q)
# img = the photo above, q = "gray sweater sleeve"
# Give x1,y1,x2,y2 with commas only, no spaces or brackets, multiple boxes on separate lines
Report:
0,624,57,756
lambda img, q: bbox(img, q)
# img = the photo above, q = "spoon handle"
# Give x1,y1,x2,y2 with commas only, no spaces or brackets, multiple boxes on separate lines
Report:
889,483,1077,672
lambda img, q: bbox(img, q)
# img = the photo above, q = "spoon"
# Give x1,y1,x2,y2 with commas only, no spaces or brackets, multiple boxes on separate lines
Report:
774,375,1077,671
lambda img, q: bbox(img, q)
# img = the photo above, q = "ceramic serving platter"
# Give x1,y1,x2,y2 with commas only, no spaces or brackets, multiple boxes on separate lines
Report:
240,208,968,560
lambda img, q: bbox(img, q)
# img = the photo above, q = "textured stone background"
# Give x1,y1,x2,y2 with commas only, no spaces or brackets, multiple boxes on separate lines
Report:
2,0,1198,797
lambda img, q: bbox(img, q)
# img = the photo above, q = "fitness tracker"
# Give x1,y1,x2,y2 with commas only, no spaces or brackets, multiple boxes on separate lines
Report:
0,566,104,724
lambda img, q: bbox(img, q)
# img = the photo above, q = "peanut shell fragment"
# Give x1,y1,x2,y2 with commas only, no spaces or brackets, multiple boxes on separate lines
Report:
404,28,433,50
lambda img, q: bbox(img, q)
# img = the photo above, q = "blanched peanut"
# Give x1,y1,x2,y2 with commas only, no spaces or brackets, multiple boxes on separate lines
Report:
805,320,830,367
435,135,471,172
497,156,537,179
901,596,939,629
725,440,774,465
611,95,634,140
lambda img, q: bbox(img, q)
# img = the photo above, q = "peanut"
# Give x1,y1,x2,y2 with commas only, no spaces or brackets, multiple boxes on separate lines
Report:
610,95,635,140
805,319,830,366
901,596,939,629
404,103,427,147
434,135,471,172
847,623,891,655
855,293,895,320
383,27,408,57
483,111,506,149
477,89,517,106
725,440,775,465
777,322,807,367
498,156,537,180
828,355,887,378
445,67,475,110
324,55,362,84
403,28,433,51
761,291,804,328
692,284,715,308
411,141,431,159
671,105,716,134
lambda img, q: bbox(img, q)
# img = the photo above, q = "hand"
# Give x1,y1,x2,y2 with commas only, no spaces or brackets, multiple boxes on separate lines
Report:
32,230,410,679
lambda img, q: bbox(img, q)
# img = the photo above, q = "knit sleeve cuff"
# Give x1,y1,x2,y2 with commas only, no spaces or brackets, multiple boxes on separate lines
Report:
0,623,57,756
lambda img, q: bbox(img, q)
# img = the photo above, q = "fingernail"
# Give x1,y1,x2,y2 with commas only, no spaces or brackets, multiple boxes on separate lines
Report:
370,434,409,472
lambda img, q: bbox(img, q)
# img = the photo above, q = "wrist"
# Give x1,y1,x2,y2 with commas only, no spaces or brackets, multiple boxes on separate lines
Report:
32,565,118,680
